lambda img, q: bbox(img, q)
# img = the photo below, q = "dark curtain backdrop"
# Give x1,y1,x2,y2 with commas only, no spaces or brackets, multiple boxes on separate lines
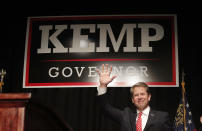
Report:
1,5,202,131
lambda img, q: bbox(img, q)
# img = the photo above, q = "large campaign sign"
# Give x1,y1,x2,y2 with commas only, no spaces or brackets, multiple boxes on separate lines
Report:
23,15,179,88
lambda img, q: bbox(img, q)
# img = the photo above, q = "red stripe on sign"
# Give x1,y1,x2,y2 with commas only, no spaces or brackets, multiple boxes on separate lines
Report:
26,82,98,86
146,82,176,85
42,58,160,62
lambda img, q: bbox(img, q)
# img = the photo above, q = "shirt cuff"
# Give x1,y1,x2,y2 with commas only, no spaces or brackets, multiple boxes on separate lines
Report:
97,86,107,95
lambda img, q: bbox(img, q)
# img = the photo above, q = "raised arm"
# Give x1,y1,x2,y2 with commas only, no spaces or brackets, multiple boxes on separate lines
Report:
96,64,117,88
96,64,123,124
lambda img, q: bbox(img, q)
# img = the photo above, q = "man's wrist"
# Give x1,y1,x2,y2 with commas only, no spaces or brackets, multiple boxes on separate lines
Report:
97,85,107,95
99,84,107,88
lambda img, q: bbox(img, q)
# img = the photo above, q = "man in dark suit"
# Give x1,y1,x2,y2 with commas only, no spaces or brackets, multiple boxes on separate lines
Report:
96,64,173,131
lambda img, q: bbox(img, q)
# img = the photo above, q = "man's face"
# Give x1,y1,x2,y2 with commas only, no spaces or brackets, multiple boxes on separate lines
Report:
131,86,151,111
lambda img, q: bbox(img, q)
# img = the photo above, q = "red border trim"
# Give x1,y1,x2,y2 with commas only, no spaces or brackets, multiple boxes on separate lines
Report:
25,20,32,86
26,82,176,87
30,15,174,21
171,16,176,84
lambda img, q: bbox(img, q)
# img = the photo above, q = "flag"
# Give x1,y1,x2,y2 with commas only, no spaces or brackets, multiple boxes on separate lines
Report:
174,92,197,131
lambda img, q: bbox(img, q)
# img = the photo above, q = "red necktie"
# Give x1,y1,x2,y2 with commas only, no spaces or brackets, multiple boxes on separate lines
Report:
136,112,142,131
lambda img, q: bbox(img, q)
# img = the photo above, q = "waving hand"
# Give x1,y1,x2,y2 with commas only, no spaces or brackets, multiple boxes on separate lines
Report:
96,64,117,88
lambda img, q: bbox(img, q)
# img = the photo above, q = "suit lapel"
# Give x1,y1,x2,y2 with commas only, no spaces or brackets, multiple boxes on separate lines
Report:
130,111,137,131
144,110,155,131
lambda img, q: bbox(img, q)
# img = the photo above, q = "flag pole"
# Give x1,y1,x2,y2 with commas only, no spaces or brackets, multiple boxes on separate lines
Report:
181,70,186,131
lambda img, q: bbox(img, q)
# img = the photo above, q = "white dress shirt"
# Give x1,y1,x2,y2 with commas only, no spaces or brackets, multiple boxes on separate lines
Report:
97,86,107,95
136,106,150,131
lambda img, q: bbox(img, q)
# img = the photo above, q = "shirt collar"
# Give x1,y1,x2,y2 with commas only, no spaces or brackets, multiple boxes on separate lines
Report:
137,106,150,116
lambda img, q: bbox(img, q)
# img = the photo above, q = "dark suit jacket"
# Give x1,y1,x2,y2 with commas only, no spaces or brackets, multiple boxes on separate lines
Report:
97,93,173,131
199,125,202,131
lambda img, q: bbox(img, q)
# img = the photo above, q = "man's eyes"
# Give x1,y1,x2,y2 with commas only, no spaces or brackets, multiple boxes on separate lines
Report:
134,93,146,97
